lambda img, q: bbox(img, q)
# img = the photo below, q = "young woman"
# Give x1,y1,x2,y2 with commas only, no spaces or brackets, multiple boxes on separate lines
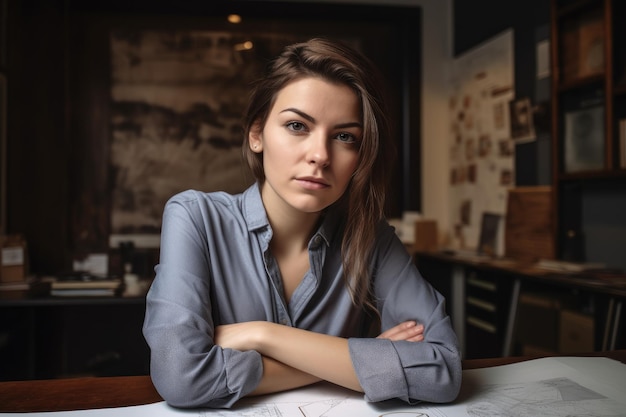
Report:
143,38,461,409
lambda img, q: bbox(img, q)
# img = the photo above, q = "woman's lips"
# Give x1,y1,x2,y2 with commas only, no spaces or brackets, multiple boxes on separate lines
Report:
295,177,330,190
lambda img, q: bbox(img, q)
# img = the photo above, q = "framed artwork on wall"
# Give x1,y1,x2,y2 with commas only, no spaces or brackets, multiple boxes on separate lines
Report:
108,31,300,246
563,105,605,173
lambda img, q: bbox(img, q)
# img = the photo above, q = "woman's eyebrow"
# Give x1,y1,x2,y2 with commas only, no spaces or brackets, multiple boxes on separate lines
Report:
279,107,362,129
280,108,316,123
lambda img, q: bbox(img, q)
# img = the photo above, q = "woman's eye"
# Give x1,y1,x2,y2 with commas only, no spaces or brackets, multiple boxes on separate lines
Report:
286,121,306,132
335,132,356,143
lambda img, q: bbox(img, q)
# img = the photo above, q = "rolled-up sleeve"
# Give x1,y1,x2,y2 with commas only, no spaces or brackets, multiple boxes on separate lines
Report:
348,223,462,404
143,193,263,408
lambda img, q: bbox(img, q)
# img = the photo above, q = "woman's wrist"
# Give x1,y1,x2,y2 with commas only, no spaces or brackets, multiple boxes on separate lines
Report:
253,321,276,354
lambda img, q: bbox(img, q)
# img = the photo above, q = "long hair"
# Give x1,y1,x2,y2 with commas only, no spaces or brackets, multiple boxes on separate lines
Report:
242,38,395,310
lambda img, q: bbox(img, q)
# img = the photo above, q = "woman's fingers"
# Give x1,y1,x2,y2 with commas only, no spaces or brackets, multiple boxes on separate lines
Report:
377,320,424,342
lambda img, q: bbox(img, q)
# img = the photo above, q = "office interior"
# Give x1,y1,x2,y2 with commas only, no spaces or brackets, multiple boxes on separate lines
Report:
0,0,625,381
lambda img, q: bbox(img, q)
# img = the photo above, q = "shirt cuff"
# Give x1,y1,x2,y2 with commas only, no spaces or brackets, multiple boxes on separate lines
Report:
348,338,408,402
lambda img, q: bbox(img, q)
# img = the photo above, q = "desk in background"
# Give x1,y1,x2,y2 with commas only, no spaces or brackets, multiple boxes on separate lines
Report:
415,251,626,359
0,296,149,381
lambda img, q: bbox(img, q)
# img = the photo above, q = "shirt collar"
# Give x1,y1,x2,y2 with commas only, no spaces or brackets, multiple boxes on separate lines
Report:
242,182,343,247
243,183,269,232
316,204,342,248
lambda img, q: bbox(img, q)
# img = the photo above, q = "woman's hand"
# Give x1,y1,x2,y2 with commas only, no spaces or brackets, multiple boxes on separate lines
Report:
214,321,267,352
377,320,424,342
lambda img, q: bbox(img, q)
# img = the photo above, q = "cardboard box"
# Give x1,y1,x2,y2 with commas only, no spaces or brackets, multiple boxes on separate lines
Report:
413,220,438,252
559,309,594,353
0,235,28,283
505,186,555,262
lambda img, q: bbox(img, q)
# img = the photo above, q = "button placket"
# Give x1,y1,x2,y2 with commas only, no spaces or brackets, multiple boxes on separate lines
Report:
262,248,292,327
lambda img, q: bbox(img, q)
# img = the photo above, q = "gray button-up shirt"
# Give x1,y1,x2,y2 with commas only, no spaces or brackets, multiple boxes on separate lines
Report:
143,183,461,408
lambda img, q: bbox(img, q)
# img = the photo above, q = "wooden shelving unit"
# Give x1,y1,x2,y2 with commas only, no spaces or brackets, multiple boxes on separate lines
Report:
550,0,626,263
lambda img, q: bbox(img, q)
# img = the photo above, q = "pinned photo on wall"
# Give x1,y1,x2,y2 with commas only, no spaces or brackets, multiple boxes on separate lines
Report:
467,164,477,183
478,134,492,157
498,138,514,157
500,168,513,186
460,200,472,226
509,97,536,143
493,101,506,130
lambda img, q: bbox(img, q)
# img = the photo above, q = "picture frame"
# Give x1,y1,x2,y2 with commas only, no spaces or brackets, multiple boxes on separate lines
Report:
478,212,502,257
509,97,536,143
564,105,605,173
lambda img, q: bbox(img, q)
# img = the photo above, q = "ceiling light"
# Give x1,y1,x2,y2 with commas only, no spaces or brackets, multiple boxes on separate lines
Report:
227,14,242,24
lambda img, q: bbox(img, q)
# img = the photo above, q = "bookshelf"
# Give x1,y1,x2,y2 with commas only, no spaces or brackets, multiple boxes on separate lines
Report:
550,0,626,264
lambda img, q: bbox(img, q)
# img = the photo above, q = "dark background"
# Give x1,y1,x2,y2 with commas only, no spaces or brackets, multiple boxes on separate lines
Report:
3,0,421,277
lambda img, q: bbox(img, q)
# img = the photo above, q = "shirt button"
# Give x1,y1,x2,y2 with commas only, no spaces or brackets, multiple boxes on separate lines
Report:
313,236,322,245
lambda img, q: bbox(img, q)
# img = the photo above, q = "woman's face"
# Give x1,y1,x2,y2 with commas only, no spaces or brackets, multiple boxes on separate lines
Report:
249,77,362,216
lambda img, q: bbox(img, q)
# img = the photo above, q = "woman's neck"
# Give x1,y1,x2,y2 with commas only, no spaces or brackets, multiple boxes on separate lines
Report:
261,188,322,256
269,209,321,256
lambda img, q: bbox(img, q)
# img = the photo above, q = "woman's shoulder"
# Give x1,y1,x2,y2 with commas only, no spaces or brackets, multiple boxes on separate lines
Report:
369,218,409,255
167,189,239,207
162,189,242,219
164,184,259,221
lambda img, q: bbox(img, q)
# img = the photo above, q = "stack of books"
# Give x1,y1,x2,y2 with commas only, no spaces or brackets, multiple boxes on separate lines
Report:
0,277,51,299
50,274,122,297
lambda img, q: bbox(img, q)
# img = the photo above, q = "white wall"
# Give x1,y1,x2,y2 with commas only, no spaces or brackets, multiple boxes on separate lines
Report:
276,0,454,241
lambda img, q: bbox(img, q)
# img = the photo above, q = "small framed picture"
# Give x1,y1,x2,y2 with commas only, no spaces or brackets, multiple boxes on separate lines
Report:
509,97,536,143
564,106,605,173
478,212,502,257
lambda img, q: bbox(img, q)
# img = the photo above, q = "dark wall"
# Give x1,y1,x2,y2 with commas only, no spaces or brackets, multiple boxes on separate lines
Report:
4,0,421,276
454,0,551,186
5,0,70,275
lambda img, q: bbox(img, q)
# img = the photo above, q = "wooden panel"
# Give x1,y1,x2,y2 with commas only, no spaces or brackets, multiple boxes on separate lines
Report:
505,186,555,262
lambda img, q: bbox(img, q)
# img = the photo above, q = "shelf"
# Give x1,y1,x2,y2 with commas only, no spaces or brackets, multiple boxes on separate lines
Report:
558,74,604,92
551,0,626,267
556,0,602,17
558,169,626,182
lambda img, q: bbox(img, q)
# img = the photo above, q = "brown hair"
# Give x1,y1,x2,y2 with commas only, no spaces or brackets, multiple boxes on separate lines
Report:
242,38,395,309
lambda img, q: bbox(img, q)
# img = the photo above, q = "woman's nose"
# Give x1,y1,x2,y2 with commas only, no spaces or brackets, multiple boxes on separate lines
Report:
307,135,330,167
